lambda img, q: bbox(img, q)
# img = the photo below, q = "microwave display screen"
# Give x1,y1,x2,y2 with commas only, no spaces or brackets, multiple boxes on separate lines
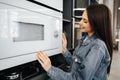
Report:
12,22,44,42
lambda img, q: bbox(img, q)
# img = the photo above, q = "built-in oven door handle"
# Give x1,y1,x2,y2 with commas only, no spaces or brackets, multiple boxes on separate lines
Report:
54,30,59,38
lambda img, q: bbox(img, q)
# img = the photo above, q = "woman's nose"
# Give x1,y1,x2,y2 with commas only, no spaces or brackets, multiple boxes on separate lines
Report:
79,20,82,26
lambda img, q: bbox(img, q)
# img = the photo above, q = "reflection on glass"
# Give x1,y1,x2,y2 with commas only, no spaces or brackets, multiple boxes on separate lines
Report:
12,22,44,42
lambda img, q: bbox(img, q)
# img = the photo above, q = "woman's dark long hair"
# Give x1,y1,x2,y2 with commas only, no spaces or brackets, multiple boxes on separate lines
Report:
86,4,113,74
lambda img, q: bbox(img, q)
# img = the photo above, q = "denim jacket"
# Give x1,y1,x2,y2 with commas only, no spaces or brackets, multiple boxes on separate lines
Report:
47,34,110,80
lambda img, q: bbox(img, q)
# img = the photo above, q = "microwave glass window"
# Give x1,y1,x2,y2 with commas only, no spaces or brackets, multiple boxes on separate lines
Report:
13,22,44,42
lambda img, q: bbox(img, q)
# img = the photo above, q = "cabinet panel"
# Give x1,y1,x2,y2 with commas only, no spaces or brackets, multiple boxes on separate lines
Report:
63,0,73,50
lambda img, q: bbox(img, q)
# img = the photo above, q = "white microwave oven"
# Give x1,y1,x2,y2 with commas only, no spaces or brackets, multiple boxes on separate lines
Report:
0,1,62,70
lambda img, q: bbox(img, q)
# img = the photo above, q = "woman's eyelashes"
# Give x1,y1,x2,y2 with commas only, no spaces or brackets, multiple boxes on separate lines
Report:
83,19,88,23
84,21,87,23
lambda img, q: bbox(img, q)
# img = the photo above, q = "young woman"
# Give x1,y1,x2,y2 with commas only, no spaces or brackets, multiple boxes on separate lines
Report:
37,4,113,80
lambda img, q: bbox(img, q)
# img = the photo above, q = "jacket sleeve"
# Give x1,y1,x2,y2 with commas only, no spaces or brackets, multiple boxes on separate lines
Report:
47,44,106,80
62,43,80,65
62,50,72,65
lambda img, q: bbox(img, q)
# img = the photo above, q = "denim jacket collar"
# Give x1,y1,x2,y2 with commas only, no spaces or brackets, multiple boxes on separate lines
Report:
81,33,97,46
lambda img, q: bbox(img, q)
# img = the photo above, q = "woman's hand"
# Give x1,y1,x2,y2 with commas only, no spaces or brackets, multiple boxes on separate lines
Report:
62,33,67,53
37,51,51,72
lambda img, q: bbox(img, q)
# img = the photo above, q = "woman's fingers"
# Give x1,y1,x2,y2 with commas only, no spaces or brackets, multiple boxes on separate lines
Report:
38,51,47,62
37,51,50,64
62,36,65,44
37,52,44,63
42,51,49,59
62,33,66,40
62,33,67,43
37,56,43,65
37,51,51,72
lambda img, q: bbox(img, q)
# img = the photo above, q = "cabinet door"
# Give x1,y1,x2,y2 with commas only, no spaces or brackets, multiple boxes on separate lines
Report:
0,0,63,17
0,0,63,11
33,0,63,11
